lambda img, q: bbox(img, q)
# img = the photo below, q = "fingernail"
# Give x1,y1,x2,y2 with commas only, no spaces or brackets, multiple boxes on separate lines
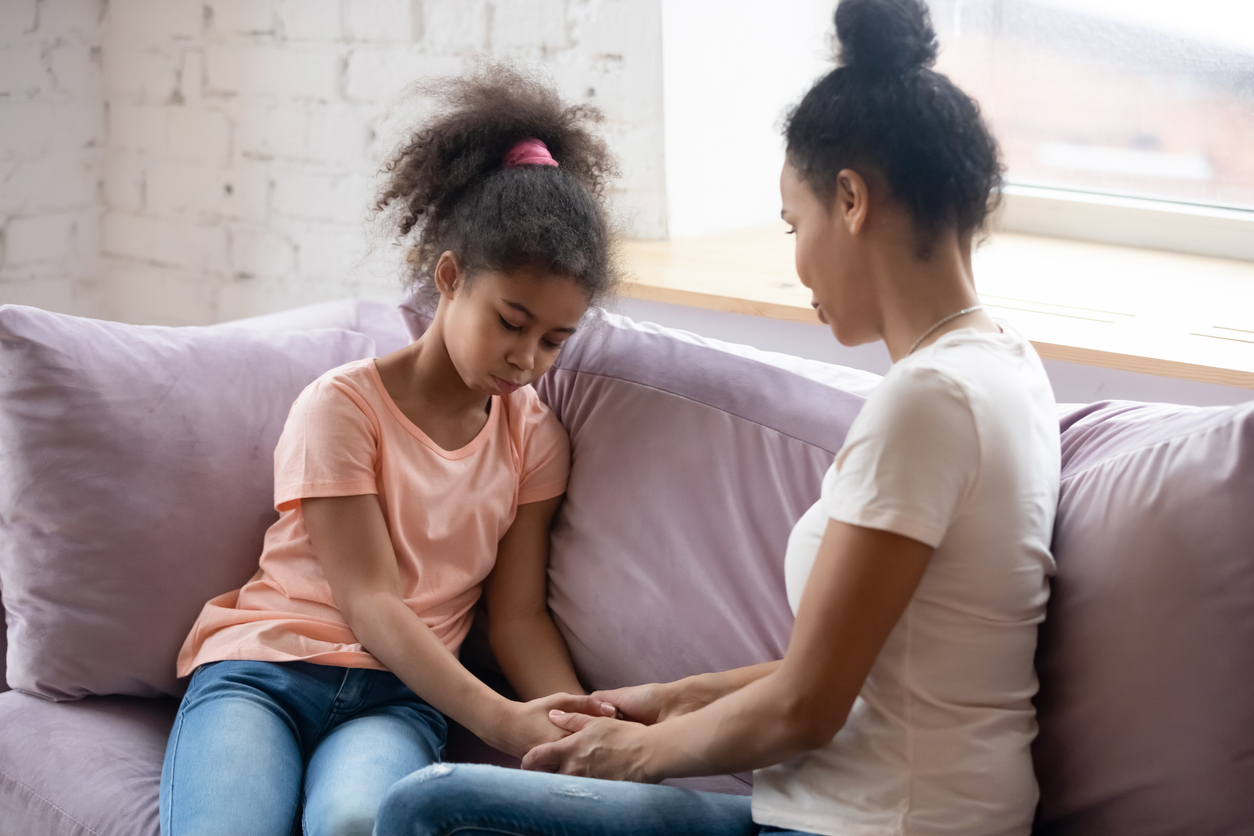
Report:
601,702,615,713
550,709,565,717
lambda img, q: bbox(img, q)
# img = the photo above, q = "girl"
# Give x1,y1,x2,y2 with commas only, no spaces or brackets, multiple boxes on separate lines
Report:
375,1,1061,836
160,66,620,836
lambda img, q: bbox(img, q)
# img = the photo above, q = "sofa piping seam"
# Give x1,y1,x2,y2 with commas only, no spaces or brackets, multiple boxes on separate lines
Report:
549,367,860,455
1061,416,1246,485
0,766,101,836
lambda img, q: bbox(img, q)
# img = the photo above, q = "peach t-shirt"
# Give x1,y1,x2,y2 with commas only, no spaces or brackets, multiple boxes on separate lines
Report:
176,359,570,676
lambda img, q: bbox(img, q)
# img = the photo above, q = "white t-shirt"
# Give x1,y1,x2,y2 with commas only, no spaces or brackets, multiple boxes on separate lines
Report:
752,325,1060,836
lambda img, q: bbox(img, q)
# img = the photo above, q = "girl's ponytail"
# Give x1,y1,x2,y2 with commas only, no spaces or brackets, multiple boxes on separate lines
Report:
376,64,620,306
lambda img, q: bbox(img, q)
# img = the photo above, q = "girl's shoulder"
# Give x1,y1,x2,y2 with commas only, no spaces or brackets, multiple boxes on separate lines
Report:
499,384,569,446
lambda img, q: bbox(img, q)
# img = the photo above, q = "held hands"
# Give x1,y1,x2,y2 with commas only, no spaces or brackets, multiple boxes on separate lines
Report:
494,693,617,759
590,680,710,725
521,710,655,782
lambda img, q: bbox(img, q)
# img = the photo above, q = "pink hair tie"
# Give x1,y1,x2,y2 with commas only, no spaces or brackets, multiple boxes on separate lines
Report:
503,137,559,169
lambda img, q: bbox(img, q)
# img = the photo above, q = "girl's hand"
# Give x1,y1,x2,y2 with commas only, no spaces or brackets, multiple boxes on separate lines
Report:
592,680,711,726
494,694,617,758
521,710,655,782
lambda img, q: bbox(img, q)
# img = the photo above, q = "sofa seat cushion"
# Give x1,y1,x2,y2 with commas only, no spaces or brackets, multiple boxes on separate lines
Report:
0,304,379,700
1033,400,1254,835
0,690,175,836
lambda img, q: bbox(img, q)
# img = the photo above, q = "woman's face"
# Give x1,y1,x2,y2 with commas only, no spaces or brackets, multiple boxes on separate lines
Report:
780,161,876,346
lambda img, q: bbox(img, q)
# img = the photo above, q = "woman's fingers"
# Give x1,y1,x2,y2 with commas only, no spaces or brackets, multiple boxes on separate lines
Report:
547,693,616,717
521,740,565,772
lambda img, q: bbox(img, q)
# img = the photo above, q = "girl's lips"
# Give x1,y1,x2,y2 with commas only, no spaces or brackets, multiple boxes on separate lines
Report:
493,376,521,394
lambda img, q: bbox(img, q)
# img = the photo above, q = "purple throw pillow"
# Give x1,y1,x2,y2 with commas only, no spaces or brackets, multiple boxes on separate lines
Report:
0,305,377,699
1034,400,1254,835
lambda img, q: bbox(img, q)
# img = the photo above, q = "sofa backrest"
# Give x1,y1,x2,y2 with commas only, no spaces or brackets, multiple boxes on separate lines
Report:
399,299,879,689
1033,399,1254,835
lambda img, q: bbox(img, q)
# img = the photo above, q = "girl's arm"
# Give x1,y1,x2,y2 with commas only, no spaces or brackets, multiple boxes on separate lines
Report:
522,518,933,780
302,494,613,759
485,495,584,698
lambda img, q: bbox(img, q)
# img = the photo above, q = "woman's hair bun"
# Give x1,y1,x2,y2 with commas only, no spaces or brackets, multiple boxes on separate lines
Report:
835,0,939,76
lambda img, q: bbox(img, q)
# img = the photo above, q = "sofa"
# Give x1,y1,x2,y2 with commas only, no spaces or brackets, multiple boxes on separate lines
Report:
1,296,1251,836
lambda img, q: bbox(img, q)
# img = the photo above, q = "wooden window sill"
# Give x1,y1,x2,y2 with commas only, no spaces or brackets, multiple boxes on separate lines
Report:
621,224,1254,390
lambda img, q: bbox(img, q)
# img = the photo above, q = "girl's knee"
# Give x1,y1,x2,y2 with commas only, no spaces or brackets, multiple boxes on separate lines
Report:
375,764,492,836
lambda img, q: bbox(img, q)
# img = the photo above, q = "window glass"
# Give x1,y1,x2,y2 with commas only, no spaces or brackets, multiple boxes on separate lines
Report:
930,0,1254,210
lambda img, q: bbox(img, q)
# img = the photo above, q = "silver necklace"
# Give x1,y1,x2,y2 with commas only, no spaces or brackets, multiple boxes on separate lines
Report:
906,305,984,357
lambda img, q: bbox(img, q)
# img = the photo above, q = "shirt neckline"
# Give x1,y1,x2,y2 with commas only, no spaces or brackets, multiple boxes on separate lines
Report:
366,360,500,460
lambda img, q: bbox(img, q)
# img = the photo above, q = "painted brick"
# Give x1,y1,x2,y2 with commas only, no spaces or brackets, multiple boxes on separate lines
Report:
49,43,101,99
178,49,205,104
0,102,56,156
491,0,568,52
215,275,348,323
344,0,414,44
104,260,218,325
235,101,309,160
37,0,104,37
104,212,229,274
278,0,341,42
229,224,297,277
343,48,461,102
102,48,181,103
146,159,269,222
205,44,340,100
272,171,367,223
52,101,106,153
107,0,202,45
0,0,38,42
1,155,99,214
167,107,232,165
108,103,169,155
209,0,277,35
287,220,363,279
0,278,74,312
6,212,83,265
420,0,488,54
0,44,51,100
305,102,377,166
103,152,147,213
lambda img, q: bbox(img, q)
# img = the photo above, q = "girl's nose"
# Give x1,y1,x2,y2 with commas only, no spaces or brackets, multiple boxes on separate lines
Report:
508,342,536,371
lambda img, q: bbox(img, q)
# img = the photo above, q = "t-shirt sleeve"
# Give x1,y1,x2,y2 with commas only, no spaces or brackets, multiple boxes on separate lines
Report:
272,375,381,510
824,363,980,548
517,398,572,505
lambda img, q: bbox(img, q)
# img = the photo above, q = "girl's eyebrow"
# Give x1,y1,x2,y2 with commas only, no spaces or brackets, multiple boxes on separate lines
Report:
504,300,577,333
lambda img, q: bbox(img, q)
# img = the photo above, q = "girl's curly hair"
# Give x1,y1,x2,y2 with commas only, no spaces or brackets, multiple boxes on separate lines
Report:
376,63,621,307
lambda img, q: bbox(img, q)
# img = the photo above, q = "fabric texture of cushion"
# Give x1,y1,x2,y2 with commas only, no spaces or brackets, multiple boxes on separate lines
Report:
0,690,175,836
0,304,378,699
1033,399,1254,836
401,299,879,794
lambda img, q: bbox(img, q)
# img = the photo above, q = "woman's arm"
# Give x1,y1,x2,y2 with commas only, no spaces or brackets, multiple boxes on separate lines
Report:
522,518,933,780
302,494,612,758
485,495,584,699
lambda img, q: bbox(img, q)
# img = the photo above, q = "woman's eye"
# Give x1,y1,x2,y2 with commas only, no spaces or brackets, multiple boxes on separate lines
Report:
785,227,797,236
499,316,523,332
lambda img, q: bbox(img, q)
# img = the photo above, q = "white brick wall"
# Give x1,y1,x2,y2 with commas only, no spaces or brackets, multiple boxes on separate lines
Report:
3,0,667,325
0,0,104,315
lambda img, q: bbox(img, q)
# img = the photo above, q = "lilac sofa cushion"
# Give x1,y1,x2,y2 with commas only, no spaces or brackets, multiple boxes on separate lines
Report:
226,297,412,355
0,305,377,700
0,690,174,836
401,300,878,793
1033,400,1254,836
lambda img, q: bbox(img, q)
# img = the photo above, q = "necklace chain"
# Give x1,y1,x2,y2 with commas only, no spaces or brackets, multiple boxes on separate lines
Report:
906,305,984,357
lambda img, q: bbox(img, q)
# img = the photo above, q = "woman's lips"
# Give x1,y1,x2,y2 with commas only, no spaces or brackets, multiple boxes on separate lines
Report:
493,376,521,394
812,300,828,325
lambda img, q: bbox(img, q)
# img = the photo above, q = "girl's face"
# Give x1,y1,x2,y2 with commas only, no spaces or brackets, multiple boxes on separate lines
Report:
780,161,877,346
439,265,589,397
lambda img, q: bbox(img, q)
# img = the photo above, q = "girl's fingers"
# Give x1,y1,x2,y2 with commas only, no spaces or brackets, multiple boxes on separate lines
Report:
548,709,596,732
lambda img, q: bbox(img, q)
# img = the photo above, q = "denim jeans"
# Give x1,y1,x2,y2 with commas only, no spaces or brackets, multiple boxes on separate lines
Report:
375,763,816,836
160,660,446,836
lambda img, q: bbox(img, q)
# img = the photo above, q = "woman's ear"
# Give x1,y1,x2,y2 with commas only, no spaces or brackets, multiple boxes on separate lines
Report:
433,251,462,298
835,169,870,236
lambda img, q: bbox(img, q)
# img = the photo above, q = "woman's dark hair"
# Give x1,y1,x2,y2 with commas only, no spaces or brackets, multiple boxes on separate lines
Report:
376,64,620,306
785,0,1003,255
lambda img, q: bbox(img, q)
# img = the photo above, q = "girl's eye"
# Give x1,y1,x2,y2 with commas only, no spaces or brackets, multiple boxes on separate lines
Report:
499,316,523,332
543,339,564,350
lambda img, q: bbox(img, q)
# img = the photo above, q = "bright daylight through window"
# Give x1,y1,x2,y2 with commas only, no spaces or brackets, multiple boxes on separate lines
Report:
930,0,1254,211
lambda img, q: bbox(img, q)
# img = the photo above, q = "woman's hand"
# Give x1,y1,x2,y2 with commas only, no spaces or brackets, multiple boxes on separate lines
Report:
592,680,708,726
492,693,617,758
521,710,656,782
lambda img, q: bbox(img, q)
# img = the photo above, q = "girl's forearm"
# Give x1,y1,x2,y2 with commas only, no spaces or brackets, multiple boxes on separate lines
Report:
490,611,584,699
348,591,515,749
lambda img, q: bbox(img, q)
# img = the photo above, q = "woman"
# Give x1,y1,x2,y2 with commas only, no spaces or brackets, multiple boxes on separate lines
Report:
376,1,1061,834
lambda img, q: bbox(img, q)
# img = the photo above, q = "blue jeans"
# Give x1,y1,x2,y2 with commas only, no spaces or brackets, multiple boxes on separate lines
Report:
375,763,815,836
160,660,446,836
